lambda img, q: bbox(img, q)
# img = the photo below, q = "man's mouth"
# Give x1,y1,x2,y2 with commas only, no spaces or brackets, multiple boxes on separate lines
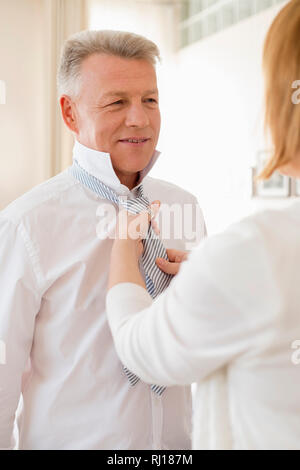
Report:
118,137,150,145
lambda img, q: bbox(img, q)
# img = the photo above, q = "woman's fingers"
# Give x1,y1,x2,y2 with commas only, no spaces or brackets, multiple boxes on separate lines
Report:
151,219,160,235
166,249,189,263
150,200,161,219
116,200,161,242
155,249,189,275
155,258,180,275
149,201,161,235
136,201,160,238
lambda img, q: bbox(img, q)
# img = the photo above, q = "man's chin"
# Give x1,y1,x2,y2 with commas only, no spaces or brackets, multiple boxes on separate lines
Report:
118,154,154,173
119,165,149,176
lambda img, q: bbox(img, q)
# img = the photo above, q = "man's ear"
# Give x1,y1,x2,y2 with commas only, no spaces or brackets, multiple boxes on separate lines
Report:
59,95,79,134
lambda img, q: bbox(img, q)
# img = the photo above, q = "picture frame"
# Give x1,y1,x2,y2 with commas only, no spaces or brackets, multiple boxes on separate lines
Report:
252,150,291,198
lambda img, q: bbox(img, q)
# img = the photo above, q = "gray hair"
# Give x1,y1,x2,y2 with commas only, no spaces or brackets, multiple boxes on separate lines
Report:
57,29,161,98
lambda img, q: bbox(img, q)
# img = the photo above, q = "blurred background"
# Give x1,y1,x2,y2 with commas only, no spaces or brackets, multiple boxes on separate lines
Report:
0,0,297,235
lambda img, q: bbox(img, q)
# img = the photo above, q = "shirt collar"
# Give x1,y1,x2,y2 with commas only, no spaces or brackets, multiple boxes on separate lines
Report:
72,140,161,196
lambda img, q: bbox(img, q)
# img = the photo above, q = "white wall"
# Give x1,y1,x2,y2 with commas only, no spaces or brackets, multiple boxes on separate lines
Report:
0,0,46,209
88,0,178,59
0,0,87,210
150,1,296,235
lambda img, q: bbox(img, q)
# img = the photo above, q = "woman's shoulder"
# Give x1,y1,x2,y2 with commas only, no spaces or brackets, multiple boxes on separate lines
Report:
190,201,300,283
231,201,300,250
209,201,300,251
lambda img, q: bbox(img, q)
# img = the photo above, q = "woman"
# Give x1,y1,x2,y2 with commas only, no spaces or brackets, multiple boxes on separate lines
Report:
106,0,300,450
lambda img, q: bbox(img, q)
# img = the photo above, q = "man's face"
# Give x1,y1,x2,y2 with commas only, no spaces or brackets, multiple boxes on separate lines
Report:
70,53,161,179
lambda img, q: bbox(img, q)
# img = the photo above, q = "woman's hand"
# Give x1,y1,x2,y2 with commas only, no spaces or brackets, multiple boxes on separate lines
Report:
114,200,161,254
156,249,189,276
107,201,160,291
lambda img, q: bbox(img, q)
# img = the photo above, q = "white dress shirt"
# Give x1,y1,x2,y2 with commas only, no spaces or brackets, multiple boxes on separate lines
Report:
0,141,206,450
106,202,300,450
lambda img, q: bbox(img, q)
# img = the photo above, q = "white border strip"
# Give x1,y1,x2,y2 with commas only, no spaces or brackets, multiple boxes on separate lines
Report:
0,80,6,104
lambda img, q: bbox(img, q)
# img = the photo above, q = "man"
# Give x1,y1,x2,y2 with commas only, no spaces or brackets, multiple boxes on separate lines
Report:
0,30,206,450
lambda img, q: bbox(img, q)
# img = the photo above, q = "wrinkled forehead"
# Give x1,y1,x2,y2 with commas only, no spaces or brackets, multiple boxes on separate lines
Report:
78,53,158,98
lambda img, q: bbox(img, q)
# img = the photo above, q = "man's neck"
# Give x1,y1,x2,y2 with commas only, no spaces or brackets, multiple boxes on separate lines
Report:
115,170,139,190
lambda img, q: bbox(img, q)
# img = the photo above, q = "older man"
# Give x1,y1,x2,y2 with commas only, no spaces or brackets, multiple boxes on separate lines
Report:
0,30,206,450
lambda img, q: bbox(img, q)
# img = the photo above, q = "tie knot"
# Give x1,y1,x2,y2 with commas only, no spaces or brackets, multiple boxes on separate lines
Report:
118,185,149,215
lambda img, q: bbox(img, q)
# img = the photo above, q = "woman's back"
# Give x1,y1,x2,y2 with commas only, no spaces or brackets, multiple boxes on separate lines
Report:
192,201,300,449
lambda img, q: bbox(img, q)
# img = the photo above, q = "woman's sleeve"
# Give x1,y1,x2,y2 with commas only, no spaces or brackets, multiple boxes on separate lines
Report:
106,218,276,386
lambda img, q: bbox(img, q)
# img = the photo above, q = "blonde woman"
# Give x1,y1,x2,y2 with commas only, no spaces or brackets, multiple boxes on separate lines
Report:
106,0,300,450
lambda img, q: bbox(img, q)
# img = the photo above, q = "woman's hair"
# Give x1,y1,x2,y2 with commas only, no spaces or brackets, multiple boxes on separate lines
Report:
57,29,161,98
259,0,300,179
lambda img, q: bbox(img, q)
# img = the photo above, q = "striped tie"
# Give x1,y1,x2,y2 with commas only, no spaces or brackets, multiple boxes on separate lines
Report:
69,160,173,396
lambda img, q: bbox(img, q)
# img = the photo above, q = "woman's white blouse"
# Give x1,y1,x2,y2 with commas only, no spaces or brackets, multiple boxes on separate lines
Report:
106,202,300,450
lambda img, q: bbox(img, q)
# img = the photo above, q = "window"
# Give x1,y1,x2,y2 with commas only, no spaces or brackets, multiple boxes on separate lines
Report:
180,0,285,48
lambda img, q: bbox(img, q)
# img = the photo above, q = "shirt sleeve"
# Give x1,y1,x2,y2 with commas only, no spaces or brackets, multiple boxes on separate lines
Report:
0,216,41,449
106,218,276,387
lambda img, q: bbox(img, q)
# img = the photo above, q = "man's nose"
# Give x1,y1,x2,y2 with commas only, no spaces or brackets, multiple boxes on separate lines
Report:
125,103,150,128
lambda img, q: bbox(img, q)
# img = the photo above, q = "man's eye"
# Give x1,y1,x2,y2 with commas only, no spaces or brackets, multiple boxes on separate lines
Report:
112,100,123,105
146,98,157,103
